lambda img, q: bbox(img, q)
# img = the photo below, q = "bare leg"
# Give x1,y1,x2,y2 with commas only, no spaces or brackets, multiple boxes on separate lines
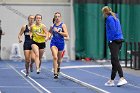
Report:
31,44,40,74
30,50,35,72
39,49,45,69
51,46,59,78
57,51,63,73
24,50,31,76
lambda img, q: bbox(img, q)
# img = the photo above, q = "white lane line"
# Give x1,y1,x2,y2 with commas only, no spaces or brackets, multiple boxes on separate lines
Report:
7,63,44,93
78,68,140,89
60,64,126,69
60,65,111,69
60,72,110,93
0,86,84,88
0,86,33,88
0,67,24,70
42,66,110,93
61,64,140,89
21,69,52,93
79,68,109,79
41,67,109,93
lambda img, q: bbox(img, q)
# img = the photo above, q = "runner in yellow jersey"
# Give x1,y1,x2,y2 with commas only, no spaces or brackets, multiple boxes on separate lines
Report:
30,14,48,74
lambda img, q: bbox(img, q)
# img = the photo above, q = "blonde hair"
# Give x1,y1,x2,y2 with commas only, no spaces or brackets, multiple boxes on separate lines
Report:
102,6,117,20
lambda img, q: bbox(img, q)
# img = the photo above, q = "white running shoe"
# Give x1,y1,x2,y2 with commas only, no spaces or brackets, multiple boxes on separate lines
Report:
105,80,115,86
36,68,41,74
117,78,127,87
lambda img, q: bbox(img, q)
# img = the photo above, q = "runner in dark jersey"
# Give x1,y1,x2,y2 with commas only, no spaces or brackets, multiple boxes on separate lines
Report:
18,15,35,76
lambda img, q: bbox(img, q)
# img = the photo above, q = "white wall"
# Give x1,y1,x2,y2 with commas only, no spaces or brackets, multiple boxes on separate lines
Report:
0,3,75,60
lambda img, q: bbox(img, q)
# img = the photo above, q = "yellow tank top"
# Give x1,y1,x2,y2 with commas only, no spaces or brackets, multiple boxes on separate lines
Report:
32,24,45,43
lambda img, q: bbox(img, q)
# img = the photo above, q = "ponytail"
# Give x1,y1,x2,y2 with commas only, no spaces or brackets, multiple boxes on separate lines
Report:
53,17,55,24
110,11,117,20
102,6,118,20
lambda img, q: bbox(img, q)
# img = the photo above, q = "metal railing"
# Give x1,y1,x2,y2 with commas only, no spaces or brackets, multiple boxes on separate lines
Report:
125,42,140,70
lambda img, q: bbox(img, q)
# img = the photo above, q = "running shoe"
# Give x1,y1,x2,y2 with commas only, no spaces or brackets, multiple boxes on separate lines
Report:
54,74,58,79
36,68,41,74
117,78,127,87
105,80,115,86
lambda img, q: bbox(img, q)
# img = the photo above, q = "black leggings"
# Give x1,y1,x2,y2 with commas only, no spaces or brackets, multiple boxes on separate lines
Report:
109,41,123,80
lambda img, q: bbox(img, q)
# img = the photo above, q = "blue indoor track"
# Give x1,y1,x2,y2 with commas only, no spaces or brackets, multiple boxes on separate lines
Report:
0,60,140,93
